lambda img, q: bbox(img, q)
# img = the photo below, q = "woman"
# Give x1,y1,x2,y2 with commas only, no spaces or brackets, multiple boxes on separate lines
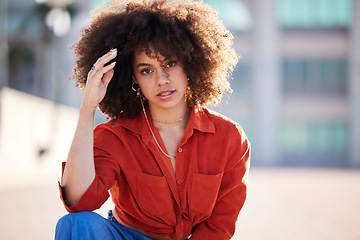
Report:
55,0,250,239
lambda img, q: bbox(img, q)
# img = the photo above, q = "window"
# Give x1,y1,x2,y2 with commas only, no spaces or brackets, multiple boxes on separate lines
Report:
277,0,352,28
282,59,347,96
90,0,108,10
280,120,348,166
205,0,252,32
230,63,250,96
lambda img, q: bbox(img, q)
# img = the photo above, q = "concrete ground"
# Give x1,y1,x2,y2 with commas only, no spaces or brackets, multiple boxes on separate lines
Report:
0,167,359,240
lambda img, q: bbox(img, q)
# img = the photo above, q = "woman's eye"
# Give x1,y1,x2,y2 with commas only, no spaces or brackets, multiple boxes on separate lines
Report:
140,68,153,75
165,61,177,68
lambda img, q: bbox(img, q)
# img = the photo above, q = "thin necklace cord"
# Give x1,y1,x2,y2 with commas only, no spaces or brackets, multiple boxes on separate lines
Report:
140,98,176,159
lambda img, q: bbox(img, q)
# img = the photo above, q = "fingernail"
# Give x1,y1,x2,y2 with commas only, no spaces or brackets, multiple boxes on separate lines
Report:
110,61,116,66
110,48,117,52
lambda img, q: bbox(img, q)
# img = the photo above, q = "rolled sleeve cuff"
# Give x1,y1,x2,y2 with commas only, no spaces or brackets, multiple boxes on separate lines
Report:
58,162,109,213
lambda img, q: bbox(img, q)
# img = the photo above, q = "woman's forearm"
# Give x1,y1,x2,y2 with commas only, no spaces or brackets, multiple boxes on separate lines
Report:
61,49,117,207
61,104,96,207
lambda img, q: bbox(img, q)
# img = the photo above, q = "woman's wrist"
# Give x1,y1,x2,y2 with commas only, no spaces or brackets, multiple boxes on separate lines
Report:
79,103,97,116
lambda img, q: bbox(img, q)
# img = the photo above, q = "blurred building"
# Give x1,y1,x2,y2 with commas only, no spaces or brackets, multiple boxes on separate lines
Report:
0,0,359,168
208,0,359,168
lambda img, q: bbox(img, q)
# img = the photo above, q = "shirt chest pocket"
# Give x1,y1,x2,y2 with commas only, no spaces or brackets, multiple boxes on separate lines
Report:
189,172,224,215
136,172,174,216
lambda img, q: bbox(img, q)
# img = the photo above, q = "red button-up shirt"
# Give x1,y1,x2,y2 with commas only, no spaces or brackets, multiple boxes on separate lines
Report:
59,107,250,240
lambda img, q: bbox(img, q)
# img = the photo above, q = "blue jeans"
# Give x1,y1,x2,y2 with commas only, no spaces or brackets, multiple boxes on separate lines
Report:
55,211,153,240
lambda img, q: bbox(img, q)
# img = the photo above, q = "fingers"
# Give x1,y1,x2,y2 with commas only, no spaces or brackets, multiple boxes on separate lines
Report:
93,61,116,80
102,66,115,87
88,48,117,77
82,49,117,108
93,48,117,70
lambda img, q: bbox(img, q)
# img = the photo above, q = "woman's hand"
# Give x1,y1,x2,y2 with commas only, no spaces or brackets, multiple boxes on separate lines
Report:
82,48,117,111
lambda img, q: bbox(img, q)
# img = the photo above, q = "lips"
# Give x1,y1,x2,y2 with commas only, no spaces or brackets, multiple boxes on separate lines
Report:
157,90,175,97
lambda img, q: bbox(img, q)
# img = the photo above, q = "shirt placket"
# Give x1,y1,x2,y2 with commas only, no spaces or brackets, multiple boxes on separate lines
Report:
141,130,181,209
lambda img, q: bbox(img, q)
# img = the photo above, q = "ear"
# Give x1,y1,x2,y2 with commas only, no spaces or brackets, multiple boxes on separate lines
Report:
132,76,138,84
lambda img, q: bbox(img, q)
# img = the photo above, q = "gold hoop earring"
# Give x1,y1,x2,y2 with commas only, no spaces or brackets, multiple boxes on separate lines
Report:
132,81,140,97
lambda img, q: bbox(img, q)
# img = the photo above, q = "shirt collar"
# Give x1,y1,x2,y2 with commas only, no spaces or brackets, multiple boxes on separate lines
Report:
188,107,215,134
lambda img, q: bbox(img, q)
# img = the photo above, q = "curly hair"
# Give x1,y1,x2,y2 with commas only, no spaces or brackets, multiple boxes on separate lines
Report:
72,0,238,119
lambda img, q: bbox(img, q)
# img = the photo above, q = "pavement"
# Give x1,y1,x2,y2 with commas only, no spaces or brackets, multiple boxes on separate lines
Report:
0,167,359,240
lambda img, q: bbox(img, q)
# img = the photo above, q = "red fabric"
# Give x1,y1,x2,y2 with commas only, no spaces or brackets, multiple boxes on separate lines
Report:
59,107,250,240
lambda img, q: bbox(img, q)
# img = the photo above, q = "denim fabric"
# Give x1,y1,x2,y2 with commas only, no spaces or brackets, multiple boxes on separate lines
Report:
55,211,153,240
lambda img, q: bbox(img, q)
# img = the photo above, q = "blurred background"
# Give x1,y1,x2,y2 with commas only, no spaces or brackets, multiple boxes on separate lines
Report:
0,0,359,239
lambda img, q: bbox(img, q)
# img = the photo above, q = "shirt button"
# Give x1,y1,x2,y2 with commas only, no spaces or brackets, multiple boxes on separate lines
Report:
177,180,183,184
178,148,183,153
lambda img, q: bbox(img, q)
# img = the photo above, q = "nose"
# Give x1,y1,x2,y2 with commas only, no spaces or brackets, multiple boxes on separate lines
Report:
156,69,169,86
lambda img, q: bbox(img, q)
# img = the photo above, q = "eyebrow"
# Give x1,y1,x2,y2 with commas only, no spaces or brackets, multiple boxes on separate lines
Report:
136,63,152,68
135,57,175,69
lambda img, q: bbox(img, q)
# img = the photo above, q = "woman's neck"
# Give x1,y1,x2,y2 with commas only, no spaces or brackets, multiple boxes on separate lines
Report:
149,104,190,129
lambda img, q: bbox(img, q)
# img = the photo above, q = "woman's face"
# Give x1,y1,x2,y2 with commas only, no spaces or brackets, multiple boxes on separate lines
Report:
132,49,188,112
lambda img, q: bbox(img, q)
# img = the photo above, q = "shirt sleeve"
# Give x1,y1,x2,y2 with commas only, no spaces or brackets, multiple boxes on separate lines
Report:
190,125,251,240
59,124,121,213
